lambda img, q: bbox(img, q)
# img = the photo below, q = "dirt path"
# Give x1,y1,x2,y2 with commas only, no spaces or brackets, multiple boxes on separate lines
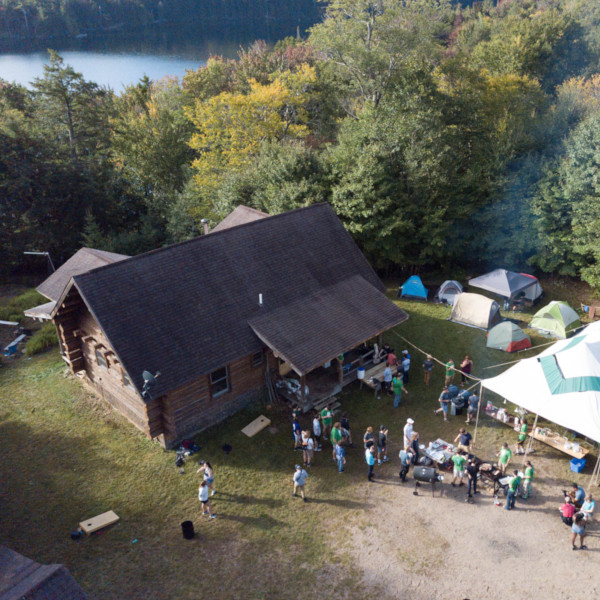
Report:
345,469,599,600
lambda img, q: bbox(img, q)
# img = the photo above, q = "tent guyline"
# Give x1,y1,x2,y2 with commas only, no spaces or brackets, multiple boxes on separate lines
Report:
390,332,481,384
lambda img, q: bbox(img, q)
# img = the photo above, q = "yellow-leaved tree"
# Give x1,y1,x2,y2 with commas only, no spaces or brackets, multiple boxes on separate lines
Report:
186,64,316,198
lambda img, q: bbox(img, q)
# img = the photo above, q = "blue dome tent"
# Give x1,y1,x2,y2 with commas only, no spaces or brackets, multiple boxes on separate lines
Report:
398,276,428,301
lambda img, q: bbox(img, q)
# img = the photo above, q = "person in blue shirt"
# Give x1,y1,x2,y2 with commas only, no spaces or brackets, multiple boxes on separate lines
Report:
335,441,346,473
570,482,586,508
365,445,376,482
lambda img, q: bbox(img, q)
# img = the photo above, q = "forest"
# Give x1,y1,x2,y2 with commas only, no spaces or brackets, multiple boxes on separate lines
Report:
3,0,600,287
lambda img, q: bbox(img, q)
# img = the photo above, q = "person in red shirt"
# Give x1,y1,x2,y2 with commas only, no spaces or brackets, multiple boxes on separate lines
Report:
560,497,576,526
386,352,397,367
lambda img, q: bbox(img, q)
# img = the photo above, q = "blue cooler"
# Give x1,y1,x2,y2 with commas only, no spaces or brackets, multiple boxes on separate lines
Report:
570,458,586,473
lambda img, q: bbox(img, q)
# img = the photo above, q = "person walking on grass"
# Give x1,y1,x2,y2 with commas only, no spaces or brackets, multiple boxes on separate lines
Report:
401,350,411,385
399,446,413,482
335,440,346,473
460,355,473,386
445,359,455,386
505,470,521,511
293,416,302,450
199,481,217,518
422,354,434,386
392,373,408,408
365,445,376,482
435,387,451,421
292,464,308,502
521,460,534,499
377,425,389,465
515,418,528,455
496,442,512,475
571,512,588,551
302,431,314,468
320,405,333,440
465,393,479,425
312,414,322,451
451,450,467,487
331,422,343,460
197,461,216,496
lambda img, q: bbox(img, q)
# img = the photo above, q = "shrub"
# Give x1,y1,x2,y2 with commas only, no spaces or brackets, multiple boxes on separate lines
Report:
25,323,58,356
0,289,47,323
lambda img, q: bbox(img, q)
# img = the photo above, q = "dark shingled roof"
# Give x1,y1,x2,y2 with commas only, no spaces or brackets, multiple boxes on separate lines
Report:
37,247,129,301
0,546,88,600
249,275,407,375
68,203,407,397
211,205,269,233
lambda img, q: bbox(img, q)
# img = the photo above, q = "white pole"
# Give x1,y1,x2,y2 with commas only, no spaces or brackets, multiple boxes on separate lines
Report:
473,382,483,450
522,414,538,466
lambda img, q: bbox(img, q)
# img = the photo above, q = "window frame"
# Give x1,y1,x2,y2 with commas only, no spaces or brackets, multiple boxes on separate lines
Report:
95,347,107,370
210,366,230,397
251,350,264,368
121,368,134,389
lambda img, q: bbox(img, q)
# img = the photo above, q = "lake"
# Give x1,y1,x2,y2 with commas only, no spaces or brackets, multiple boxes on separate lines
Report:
0,43,239,91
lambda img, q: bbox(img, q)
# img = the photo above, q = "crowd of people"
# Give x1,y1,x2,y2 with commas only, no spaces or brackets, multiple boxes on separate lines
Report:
559,483,595,550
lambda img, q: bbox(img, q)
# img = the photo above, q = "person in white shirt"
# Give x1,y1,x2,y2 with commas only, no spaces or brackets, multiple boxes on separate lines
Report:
292,465,309,501
312,415,322,450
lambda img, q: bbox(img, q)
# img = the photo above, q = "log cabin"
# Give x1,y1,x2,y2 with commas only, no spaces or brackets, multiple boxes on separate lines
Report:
49,203,408,447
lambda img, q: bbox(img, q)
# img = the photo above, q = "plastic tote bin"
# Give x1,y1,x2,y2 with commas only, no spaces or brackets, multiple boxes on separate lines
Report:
570,458,586,473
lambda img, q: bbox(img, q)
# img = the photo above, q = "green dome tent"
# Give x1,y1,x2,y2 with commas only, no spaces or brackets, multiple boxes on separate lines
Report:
529,301,581,339
487,322,532,352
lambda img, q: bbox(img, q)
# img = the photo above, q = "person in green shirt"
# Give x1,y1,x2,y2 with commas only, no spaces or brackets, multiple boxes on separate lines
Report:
451,450,467,486
505,470,521,510
445,359,455,386
321,405,333,439
496,442,512,474
522,460,534,499
330,422,343,460
392,375,408,408
516,419,528,454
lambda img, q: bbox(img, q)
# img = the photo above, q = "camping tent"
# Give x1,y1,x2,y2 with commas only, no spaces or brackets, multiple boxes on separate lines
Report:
482,320,600,451
469,269,543,301
399,275,428,300
436,280,463,304
486,321,532,352
519,273,543,303
450,293,502,330
529,301,581,339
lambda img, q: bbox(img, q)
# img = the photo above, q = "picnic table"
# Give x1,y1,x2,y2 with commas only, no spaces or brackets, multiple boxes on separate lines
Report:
422,439,456,464
361,361,389,396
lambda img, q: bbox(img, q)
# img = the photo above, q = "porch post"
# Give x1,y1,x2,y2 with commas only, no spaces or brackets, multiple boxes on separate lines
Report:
301,374,306,406
337,356,343,384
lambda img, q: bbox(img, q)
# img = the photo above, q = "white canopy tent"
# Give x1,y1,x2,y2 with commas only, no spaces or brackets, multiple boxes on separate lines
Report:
481,320,600,484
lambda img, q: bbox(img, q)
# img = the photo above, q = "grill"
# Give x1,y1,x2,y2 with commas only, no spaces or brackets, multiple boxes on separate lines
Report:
413,466,441,497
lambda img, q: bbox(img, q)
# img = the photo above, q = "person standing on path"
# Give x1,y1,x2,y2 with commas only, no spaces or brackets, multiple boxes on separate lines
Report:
365,445,376,482
451,450,467,487
199,481,217,518
335,440,346,473
581,495,595,521
515,418,528,454
505,470,521,510
422,355,434,386
292,465,308,502
560,497,576,526
312,414,322,451
399,446,414,482
522,460,534,499
460,355,473,386
321,405,333,440
571,512,588,550
377,426,389,465
435,387,451,421
401,350,411,385
496,442,512,475
445,359,455,386
197,461,216,496
392,373,408,408
465,457,479,501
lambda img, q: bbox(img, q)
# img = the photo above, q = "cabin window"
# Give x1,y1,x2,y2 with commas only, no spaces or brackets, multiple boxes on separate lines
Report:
252,351,264,368
210,366,229,397
121,369,134,389
95,348,107,370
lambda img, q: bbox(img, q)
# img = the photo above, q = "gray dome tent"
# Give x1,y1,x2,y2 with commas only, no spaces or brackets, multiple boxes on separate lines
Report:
487,321,532,352
436,280,463,304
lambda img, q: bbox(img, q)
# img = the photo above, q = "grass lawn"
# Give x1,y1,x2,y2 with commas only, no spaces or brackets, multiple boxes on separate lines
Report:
0,280,597,599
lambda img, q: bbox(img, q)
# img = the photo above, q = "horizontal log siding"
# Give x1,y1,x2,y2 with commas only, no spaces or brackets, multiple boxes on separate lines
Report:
161,352,266,446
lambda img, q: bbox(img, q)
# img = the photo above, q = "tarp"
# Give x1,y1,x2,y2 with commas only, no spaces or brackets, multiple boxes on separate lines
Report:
529,301,581,339
437,280,463,304
400,275,428,300
450,293,502,330
482,320,600,443
469,269,543,300
487,321,532,353
519,273,543,302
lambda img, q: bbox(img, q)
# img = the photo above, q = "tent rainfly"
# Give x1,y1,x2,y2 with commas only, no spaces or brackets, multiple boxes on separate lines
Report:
450,293,502,330
487,321,532,353
398,275,428,300
529,301,581,339
519,273,543,302
469,269,543,301
436,280,463,304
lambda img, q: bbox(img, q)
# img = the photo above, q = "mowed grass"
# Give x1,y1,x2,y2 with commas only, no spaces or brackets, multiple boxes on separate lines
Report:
0,281,596,599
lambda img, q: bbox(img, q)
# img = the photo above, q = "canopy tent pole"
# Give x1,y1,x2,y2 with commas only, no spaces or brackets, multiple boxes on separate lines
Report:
522,413,539,466
590,450,600,488
472,382,484,450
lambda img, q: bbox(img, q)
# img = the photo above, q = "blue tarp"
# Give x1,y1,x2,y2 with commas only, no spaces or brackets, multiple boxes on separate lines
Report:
400,276,428,300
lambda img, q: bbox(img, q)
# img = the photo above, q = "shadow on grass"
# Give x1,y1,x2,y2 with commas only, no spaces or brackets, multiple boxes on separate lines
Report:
305,497,371,509
214,492,284,509
215,512,284,529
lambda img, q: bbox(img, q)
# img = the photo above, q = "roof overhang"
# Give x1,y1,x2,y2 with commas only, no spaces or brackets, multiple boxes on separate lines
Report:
24,300,56,321
248,275,408,376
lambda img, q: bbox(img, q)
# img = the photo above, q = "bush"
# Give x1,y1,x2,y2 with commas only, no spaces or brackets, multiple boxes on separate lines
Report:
0,289,47,323
25,323,59,356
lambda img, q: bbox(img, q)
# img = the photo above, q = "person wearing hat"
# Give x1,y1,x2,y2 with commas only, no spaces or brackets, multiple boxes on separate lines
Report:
403,418,419,465
292,464,309,502
422,354,434,386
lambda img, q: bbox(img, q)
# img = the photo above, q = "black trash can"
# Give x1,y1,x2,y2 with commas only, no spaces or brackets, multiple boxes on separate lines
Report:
181,520,195,540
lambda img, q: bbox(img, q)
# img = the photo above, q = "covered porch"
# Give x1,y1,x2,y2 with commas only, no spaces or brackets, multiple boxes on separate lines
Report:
249,275,409,412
